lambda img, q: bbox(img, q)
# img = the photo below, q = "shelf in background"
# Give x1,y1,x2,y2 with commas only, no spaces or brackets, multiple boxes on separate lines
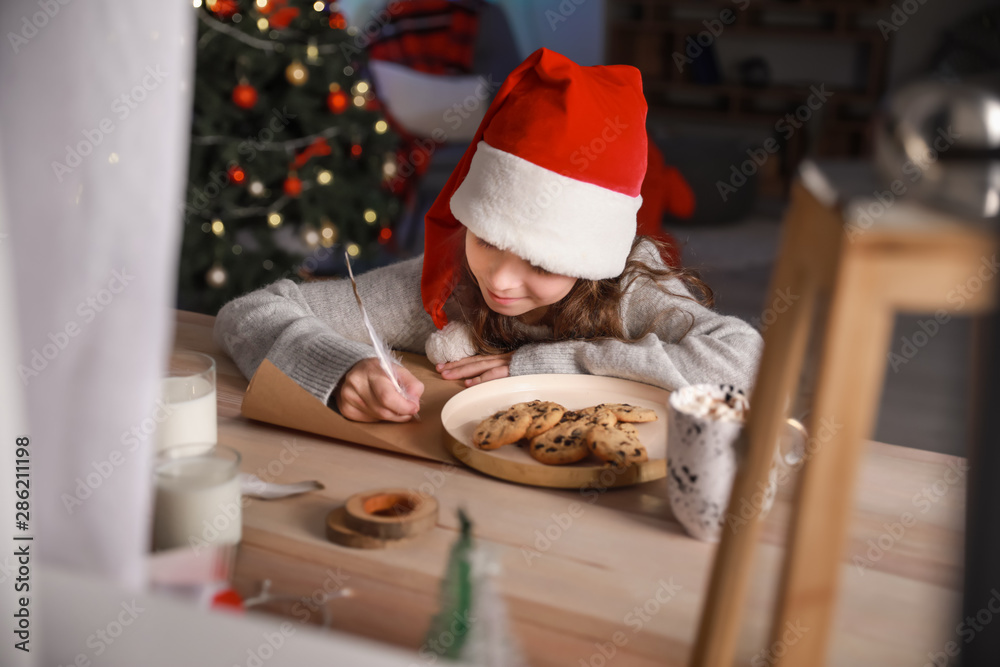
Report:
608,0,891,191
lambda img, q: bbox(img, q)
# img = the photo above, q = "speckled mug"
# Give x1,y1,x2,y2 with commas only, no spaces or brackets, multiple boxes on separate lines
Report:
667,383,804,542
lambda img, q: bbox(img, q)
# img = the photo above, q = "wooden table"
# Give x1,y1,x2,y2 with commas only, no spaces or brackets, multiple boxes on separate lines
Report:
174,310,966,666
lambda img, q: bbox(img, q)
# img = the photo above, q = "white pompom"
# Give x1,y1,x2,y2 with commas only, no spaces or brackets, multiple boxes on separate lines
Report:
425,321,477,365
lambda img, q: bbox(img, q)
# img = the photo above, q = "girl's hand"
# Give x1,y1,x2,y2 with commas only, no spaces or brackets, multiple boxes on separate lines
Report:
436,352,514,387
335,358,424,423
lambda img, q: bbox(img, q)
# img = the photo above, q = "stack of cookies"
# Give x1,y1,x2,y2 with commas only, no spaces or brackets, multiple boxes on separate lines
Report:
472,400,657,468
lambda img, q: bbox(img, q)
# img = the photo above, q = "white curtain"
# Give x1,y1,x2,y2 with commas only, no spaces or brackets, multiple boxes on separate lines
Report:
0,0,195,617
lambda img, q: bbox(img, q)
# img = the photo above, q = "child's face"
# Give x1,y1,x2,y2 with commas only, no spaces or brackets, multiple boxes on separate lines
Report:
465,230,577,319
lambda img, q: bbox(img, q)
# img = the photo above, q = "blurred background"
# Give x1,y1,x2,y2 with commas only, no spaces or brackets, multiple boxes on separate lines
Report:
0,0,996,595
176,0,997,456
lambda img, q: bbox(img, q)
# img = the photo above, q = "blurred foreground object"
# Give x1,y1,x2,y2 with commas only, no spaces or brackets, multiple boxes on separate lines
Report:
693,158,997,666
0,0,194,598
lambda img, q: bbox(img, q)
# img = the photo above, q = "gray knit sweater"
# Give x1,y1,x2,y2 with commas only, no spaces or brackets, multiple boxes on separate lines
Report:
213,241,764,406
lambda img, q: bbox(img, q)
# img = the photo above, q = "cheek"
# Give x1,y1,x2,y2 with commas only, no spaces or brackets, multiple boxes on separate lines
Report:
530,276,577,304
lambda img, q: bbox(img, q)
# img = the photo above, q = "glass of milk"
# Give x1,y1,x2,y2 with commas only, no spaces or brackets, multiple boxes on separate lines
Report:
152,444,242,552
157,352,217,455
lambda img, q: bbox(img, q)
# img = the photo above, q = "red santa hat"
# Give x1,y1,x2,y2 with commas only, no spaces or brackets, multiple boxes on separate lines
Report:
421,48,648,328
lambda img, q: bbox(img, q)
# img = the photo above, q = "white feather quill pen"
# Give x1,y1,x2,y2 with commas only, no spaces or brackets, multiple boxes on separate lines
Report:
344,251,420,415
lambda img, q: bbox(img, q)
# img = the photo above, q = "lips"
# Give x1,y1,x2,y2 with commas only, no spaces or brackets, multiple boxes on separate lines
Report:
486,288,521,305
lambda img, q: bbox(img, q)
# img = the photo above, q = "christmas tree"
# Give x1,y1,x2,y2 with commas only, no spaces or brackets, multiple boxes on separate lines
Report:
180,0,402,314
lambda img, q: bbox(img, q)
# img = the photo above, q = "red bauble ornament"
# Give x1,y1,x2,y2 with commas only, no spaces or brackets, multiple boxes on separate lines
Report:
350,144,363,158
270,6,300,29
329,13,348,30
283,175,303,197
327,89,349,114
232,84,258,110
227,165,246,185
210,0,239,19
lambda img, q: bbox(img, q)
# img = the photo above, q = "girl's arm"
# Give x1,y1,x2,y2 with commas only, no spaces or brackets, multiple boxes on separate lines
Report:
213,255,436,405
508,250,765,393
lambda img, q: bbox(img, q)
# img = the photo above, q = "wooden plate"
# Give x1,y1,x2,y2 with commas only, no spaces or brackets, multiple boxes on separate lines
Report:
441,374,669,489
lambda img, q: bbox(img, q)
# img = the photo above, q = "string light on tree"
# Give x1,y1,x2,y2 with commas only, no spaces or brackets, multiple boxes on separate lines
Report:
320,218,339,247
374,120,388,134
346,243,360,257
206,263,228,288
363,208,377,224
302,225,320,248
267,212,283,228
286,60,308,85
316,170,333,185
249,180,265,197
211,219,225,236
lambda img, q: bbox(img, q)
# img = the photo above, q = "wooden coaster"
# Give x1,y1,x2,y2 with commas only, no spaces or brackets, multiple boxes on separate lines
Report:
326,488,439,549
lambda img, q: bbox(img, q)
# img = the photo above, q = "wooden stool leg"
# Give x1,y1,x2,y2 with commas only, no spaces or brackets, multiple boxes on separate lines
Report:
769,251,895,665
691,183,841,667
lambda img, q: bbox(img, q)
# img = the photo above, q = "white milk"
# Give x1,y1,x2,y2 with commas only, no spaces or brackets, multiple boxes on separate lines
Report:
156,375,217,454
153,455,242,551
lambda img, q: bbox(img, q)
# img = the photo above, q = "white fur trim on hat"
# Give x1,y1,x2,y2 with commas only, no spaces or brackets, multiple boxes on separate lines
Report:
450,141,641,280
425,321,478,365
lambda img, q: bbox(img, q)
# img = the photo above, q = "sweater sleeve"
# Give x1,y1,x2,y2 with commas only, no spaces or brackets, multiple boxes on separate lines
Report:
507,244,764,393
213,255,436,405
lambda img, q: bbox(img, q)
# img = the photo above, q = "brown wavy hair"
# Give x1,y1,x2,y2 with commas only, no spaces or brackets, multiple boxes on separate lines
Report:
453,235,715,355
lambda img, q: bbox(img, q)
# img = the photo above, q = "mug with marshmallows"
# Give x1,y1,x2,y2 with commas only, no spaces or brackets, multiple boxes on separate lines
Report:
666,383,806,542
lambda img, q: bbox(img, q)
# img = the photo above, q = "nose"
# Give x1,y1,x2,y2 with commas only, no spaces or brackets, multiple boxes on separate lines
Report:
486,251,526,292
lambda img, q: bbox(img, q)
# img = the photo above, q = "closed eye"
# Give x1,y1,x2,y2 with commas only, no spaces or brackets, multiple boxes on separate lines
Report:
529,262,552,276
474,234,551,274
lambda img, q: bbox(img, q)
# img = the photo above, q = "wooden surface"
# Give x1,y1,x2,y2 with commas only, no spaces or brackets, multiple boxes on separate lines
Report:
173,309,968,666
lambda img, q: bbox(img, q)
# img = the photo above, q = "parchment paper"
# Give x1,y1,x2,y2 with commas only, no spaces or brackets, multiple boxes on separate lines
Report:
240,353,465,464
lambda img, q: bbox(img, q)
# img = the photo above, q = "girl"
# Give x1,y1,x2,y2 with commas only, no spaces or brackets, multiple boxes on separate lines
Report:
214,48,763,423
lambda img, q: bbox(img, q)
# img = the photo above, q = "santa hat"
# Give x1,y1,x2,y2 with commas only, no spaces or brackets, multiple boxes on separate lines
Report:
420,48,648,329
